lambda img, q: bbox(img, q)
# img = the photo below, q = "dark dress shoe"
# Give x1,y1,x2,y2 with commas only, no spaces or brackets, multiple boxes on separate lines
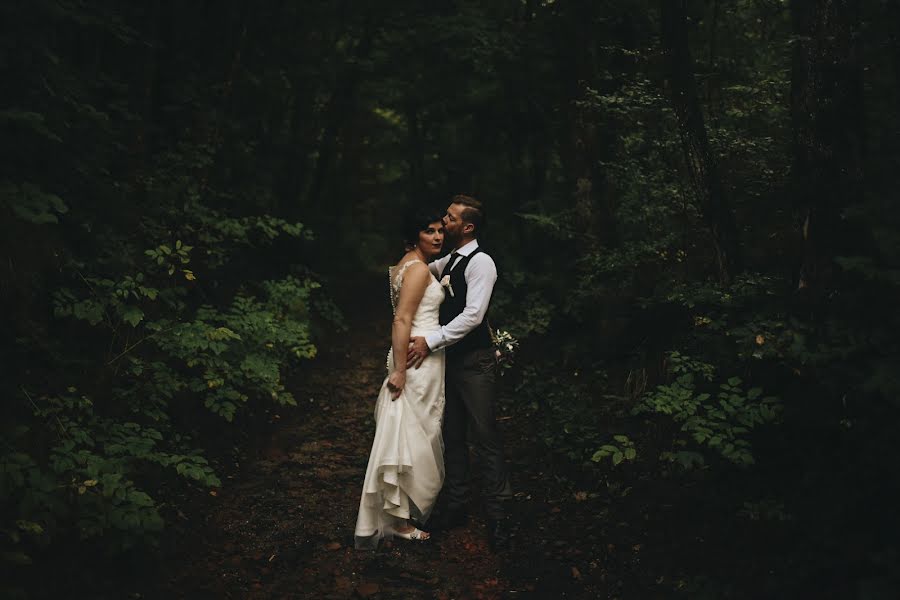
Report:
487,518,511,552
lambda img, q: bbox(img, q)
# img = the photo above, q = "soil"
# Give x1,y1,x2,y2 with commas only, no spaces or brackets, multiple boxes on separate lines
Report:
135,275,796,600
132,275,603,599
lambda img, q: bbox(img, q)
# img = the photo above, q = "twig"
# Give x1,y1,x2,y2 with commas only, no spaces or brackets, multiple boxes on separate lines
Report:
106,323,177,365
76,270,114,327
21,386,70,440
112,329,132,376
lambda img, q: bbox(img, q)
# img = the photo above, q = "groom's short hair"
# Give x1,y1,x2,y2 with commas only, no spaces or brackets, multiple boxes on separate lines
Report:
451,194,484,236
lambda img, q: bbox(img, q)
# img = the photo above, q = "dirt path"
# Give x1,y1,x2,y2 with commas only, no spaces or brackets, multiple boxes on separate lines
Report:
155,276,628,599
133,272,829,600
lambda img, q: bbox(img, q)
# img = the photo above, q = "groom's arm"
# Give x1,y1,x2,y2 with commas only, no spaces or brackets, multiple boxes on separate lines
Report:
406,252,455,368
424,254,497,351
428,256,445,279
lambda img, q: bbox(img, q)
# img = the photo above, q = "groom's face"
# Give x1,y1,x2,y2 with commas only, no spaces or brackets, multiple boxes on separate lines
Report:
442,203,469,246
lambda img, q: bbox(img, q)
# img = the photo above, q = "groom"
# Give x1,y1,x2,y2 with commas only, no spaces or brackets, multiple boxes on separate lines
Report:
407,194,513,550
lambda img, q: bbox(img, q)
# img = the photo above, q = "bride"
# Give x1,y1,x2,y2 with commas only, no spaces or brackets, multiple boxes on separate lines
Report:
354,209,447,548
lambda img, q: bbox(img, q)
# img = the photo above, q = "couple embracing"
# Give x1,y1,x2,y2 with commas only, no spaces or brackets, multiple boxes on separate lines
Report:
354,194,513,551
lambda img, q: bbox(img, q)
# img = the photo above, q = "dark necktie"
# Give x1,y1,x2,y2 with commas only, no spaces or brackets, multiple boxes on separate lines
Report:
441,252,460,279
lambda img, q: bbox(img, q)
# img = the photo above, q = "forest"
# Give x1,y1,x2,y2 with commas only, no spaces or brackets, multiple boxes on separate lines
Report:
2,0,899,598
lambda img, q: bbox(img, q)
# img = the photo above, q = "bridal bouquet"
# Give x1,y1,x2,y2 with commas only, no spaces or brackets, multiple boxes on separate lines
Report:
490,328,519,373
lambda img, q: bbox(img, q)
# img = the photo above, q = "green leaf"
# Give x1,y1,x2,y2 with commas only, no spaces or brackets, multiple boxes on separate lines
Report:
121,305,144,327
1,551,32,565
15,520,44,535
673,451,705,469
2,182,68,224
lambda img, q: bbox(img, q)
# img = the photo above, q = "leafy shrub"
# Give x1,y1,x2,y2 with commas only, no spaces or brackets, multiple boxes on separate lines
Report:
2,192,337,570
635,352,782,467
591,434,637,466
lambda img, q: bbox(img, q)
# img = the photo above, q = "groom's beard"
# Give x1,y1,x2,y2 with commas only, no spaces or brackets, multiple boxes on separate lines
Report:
444,229,462,249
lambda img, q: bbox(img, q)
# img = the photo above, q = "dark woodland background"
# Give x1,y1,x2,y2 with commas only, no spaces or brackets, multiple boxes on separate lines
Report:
2,1,899,598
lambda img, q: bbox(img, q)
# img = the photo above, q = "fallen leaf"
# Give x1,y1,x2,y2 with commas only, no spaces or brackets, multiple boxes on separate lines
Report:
571,566,582,580
356,582,380,597
325,542,342,551
334,576,351,591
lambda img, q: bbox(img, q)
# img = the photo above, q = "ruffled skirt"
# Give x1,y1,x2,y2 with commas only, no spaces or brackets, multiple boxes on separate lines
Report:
354,348,445,549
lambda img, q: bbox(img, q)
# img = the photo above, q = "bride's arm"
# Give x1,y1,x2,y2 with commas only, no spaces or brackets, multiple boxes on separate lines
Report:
387,264,431,399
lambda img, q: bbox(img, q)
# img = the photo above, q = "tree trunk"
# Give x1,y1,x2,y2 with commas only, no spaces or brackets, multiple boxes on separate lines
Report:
557,0,616,253
200,0,249,192
707,0,721,126
884,2,900,106
306,14,374,210
406,102,427,200
790,0,864,297
660,0,741,285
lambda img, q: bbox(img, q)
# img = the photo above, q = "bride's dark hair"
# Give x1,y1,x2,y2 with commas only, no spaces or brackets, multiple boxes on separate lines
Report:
401,206,445,249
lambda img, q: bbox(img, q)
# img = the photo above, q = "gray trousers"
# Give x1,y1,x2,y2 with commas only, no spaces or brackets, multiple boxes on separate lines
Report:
442,346,512,520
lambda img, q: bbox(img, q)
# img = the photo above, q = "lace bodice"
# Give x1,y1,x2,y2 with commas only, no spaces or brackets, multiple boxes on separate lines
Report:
388,259,443,336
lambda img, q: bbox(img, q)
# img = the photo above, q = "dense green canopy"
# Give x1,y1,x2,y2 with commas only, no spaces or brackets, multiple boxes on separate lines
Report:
2,1,898,597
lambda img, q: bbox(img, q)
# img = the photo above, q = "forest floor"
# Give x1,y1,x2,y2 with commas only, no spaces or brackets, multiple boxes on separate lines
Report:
140,275,789,600
144,275,617,599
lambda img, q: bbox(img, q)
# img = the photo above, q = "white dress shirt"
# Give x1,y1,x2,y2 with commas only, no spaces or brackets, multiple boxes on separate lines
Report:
426,239,497,351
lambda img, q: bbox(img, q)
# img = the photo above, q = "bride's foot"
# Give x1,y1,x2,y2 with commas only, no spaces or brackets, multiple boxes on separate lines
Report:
394,523,430,541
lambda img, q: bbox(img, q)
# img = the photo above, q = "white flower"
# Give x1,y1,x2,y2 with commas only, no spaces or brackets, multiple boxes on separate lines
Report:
439,275,454,297
489,328,519,374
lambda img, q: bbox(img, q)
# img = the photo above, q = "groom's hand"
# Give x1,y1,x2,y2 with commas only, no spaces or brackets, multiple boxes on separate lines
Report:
406,337,431,369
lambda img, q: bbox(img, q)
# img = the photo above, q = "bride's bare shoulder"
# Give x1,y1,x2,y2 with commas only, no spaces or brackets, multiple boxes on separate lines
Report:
391,257,429,288
400,260,430,281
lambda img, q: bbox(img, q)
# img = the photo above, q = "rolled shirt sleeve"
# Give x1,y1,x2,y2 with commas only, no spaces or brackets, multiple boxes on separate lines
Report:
425,251,497,351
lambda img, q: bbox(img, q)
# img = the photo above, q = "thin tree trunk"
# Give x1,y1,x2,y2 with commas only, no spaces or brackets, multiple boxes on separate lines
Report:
406,102,426,200
135,0,161,165
886,1,900,101
660,0,741,285
707,0,720,126
306,14,374,209
790,0,864,298
200,0,249,192
558,0,615,253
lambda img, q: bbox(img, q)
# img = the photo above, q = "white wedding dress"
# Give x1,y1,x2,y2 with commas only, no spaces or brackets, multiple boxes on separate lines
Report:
354,259,446,549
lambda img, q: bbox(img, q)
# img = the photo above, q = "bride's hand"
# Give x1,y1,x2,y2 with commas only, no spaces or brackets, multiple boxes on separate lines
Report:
387,370,405,400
